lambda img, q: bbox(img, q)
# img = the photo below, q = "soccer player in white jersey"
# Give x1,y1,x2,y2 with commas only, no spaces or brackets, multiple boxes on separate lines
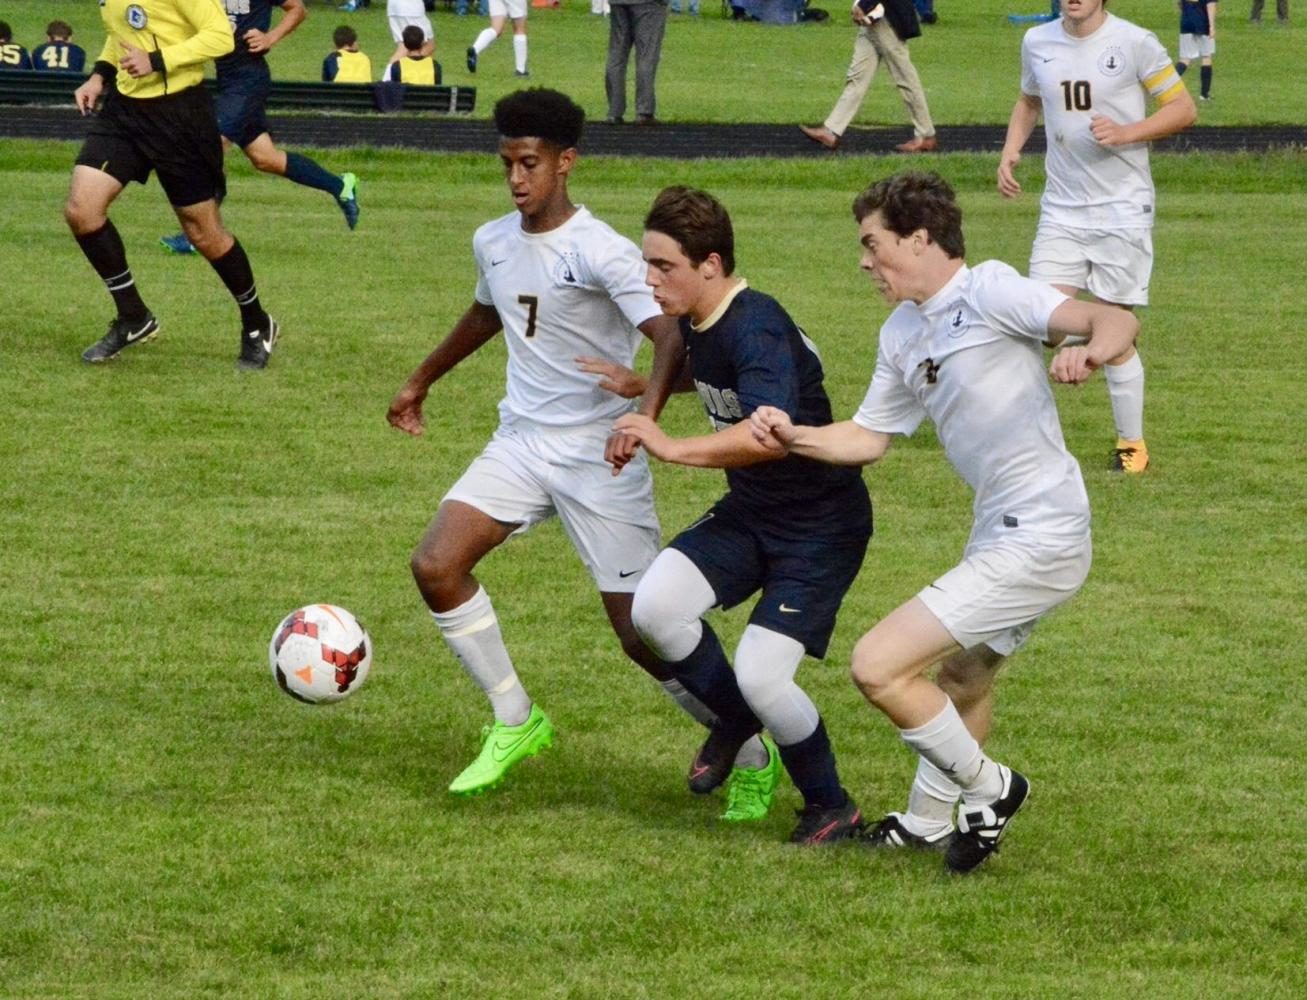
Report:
465,0,530,78
387,89,763,799
751,171,1139,873
997,0,1196,475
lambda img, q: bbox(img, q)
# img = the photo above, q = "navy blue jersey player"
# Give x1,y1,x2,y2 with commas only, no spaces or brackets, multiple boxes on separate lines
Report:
605,186,873,844
161,0,359,255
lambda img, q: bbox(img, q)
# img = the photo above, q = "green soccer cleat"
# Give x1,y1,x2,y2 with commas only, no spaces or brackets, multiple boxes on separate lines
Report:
448,703,553,795
337,172,360,230
720,735,781,822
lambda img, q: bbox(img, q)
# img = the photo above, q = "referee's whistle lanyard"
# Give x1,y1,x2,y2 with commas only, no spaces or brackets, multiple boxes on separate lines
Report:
149,34,169,94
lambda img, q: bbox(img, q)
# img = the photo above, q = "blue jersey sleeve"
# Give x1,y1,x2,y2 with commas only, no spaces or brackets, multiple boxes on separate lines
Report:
322,52,338,81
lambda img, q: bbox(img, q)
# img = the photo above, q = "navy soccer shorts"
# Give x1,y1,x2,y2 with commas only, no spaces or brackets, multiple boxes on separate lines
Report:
669,493,872,659
214,64,273,148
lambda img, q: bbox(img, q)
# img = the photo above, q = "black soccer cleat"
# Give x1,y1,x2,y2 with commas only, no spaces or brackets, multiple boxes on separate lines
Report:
945,765,1030,874
466,46,477,73
687,725,755,795
790,796,865,845
81,312,159,363
237,315,280,371
861,812,954,851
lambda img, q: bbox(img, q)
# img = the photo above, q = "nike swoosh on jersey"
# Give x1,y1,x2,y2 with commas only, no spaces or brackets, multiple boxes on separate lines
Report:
618,570,639,578
491,258,508,267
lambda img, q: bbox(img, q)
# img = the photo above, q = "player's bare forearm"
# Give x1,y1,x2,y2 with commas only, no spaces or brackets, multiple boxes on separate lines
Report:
612,414,777,469
635,314,687,421
1047,299,1140,383
998,96,1040,196
792,420,889,466
404,302,502,393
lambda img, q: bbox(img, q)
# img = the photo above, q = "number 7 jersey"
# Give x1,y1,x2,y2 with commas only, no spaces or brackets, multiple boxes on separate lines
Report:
1020,13,1184,230
473,206,664,428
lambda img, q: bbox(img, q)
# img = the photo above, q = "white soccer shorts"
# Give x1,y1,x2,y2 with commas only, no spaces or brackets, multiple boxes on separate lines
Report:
1029,221,1154,307
1178,33,1216,60
916,537,1092,656
442,420,661,593
488,0,530,18
388,14,433,44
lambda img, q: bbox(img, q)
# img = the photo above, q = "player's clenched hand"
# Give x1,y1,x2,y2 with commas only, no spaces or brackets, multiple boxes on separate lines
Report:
577,356,647,399
1090,113,1128,146
604,430,641,476
1049,346,1097,385
386,386,428,436
997,150,1022,198
119,44,154,79
749,405,796,451
612,413,676,462
243,29,273,54
74,75,103,115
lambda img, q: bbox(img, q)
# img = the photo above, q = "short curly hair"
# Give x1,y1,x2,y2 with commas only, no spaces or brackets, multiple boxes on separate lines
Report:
493,88,585,150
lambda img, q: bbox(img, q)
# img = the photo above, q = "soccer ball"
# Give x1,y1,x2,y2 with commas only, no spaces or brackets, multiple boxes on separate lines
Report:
269,604,373,704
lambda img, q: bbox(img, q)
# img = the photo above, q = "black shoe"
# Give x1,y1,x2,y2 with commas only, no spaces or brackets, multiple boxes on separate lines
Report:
81,312,159,363
466,46,477,73
237,315,279,371
790,796,864,845
862,812,954,851
945,766,1029,874
687,726,754,795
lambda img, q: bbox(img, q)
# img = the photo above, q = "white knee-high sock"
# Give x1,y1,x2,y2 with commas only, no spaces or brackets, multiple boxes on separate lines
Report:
1105,352,1145,442
473,28,497,54
903,757,962,835
899,699,1002,801
512,34,528,73
432,586,531,726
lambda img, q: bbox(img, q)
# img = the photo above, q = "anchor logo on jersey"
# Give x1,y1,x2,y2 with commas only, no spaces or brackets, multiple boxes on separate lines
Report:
1097,46,1126,77
553,251,580,286
944,297,969,338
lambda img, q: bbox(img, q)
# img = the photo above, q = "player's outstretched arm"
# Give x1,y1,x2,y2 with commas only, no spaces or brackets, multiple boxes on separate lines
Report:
1091,87,1197,146
1046,298,1141,384
612,413,780,469
751,406,891,466
387,302,503,436
245,0,307,54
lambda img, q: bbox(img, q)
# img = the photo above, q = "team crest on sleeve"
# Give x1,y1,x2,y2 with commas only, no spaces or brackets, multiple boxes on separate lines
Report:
126,5,149,29
1097,46,1126,77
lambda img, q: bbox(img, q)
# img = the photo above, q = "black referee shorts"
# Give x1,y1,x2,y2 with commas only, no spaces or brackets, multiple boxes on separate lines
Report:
76,85,226,208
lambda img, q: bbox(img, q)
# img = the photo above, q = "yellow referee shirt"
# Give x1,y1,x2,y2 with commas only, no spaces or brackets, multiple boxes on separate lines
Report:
95,0,234,98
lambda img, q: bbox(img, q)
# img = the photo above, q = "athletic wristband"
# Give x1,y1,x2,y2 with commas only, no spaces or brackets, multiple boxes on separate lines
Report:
148,51,166,73
93,60,116,82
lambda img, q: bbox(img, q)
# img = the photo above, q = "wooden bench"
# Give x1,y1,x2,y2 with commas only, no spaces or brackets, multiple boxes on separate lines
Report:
0,69,475,114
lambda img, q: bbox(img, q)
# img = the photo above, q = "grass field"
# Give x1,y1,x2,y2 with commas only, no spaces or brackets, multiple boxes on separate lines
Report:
1,131,1305,997
4,0,1304,126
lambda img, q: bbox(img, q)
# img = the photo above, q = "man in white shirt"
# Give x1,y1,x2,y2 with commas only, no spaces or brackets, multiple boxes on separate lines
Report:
386,0,435,61
387,89,707,797
751,170,1138,873
998,0,1195,474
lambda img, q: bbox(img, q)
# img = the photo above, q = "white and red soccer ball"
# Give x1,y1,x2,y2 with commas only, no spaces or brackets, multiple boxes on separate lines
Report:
269,604,372,704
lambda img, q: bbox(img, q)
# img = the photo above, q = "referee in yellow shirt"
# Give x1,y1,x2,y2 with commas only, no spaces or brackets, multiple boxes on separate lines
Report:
67,0,280,370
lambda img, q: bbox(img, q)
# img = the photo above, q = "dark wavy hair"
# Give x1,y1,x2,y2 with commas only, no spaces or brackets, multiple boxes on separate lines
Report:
494,88,585,150
644,186,736,275
852,171,965,259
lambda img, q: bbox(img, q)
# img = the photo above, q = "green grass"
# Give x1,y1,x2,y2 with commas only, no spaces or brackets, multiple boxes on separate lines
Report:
2,138,1306,998
6,0,1305,125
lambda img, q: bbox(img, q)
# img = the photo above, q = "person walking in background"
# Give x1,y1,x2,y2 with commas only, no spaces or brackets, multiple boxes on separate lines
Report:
800,0,937,153
998,0,1196,474
33,20,87,74
1176,0,1217,101
465,0,530,77
605,0,668,125
67,0,278,369
1249,0,1288,23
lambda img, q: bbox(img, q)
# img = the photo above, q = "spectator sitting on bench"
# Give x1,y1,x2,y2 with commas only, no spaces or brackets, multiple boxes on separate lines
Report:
385,25,442,84
33,20,87,74
0,20,34,70
323,25,373,82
